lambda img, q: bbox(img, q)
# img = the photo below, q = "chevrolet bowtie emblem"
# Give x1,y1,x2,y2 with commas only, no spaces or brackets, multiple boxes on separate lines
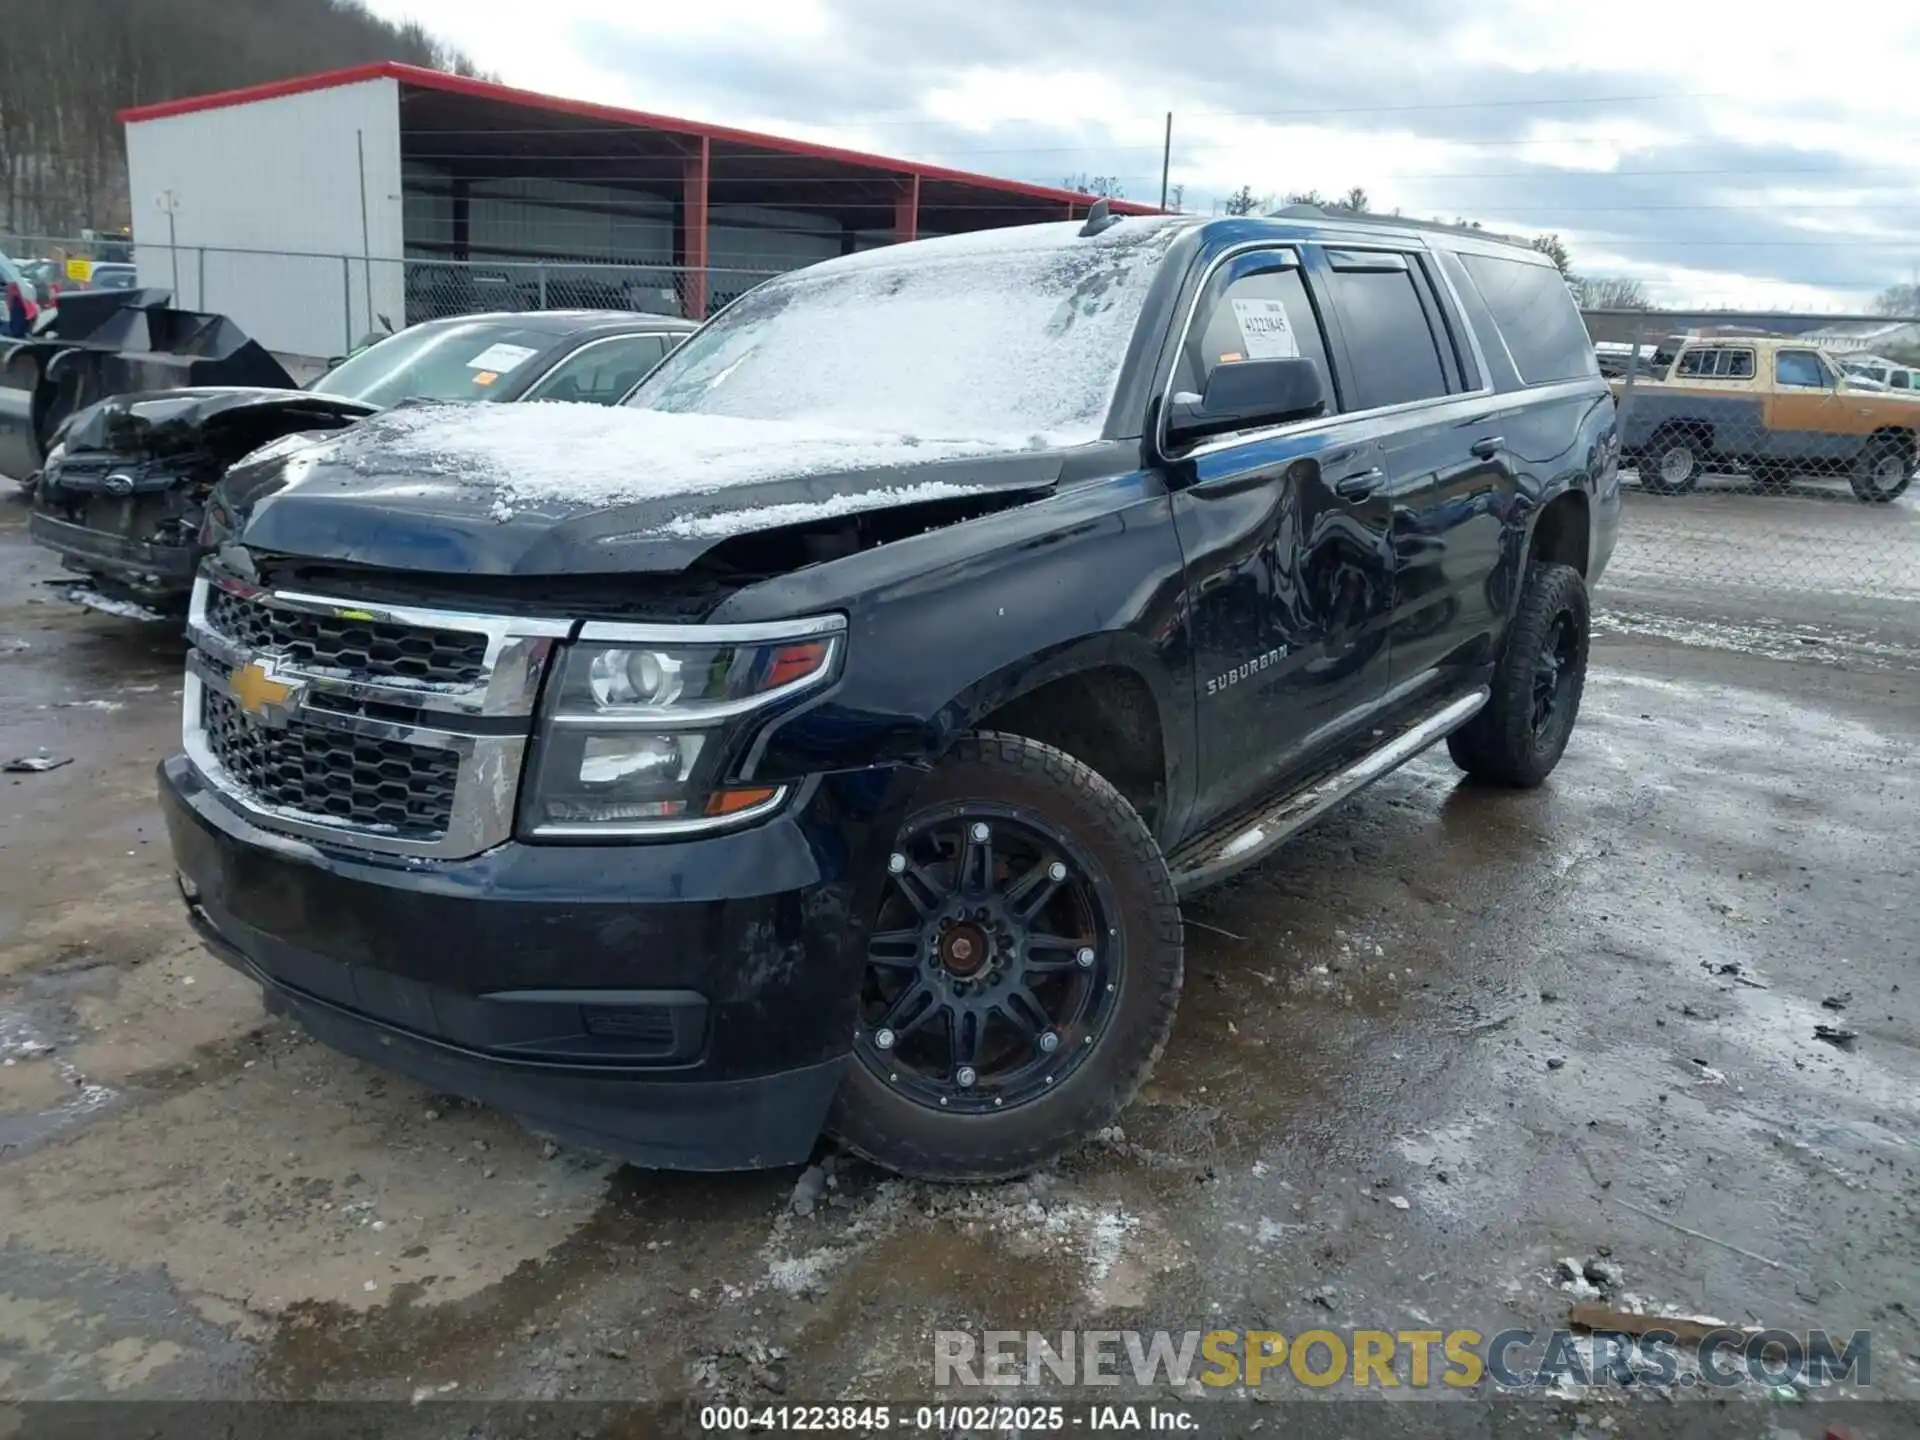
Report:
230,661,297,721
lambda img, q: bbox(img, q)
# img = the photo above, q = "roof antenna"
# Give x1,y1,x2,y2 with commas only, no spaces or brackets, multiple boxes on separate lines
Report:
1078,196,1123,237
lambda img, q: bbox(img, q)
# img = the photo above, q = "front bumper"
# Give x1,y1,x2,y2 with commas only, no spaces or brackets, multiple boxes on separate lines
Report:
161,753,906,1170
28,509,200,603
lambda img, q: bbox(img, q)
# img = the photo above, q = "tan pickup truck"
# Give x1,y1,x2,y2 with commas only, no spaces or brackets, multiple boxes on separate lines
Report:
1613,335,1919,502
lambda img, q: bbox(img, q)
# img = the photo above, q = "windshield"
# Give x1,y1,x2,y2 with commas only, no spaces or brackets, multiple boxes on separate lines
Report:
310,320,555,409
626,220,1184,445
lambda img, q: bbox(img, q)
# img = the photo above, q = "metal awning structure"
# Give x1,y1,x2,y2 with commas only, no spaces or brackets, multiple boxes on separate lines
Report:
121,63,1159,316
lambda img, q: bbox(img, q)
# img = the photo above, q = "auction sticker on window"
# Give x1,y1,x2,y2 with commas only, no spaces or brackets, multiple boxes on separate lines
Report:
1230,299,1300,358
466,342,539,372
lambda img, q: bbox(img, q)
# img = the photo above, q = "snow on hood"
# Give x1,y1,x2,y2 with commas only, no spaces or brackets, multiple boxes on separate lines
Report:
326,401,1029,519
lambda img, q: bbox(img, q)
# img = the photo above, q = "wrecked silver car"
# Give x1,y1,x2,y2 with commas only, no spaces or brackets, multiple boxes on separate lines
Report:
25,310,697,613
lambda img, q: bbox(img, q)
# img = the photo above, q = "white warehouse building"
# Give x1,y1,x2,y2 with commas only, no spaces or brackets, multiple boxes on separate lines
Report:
119,63,1154,359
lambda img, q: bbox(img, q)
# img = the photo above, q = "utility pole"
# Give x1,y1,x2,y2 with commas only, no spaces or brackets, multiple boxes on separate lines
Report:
1159,112,1173,212
156,189,181,294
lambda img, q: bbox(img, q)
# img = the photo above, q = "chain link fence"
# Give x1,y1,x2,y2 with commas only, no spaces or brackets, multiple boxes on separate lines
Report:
3,235,779,359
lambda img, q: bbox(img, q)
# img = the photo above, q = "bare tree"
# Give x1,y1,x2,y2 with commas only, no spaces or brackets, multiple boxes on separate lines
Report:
1873,282,1920,318
1338,186,1370,214
1530,233,1576,279
0,0,483,237
1222,186,1267,216
1575,277,1652,310
1062,174,1126,199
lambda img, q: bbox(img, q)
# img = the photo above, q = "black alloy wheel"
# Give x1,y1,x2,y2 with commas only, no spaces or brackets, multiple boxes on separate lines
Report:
1531,609,1580,740
1446,560,1590,788
855,804,1120,1114
828,733,1184,1181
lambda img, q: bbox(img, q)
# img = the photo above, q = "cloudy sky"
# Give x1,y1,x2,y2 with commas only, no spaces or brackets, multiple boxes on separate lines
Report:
363,0,1920,311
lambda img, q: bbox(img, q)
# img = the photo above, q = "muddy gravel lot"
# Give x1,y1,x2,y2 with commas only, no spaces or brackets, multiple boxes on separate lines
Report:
1,488,1916,1435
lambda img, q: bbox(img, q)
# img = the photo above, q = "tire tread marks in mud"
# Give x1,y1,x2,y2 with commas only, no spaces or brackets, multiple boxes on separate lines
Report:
828,732,1184,1182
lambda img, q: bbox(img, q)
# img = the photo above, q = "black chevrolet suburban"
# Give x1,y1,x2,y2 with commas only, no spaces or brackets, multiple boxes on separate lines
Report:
161,208,1619,1180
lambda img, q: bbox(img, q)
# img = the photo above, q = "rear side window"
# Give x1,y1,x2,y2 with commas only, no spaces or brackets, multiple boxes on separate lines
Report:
1675,347,1755,379
1457,252,1599,386
1321,253,1450,410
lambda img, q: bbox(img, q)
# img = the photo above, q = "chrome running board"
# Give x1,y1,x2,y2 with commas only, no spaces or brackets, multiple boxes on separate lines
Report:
1168,688,1489,898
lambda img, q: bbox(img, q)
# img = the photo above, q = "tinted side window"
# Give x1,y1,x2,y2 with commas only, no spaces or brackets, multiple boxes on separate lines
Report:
1174,258,1336,410
1321,256,1449,410
1776,350,1827,388
524,334,670,404
1721,349,1755,379
1457,252,1599,385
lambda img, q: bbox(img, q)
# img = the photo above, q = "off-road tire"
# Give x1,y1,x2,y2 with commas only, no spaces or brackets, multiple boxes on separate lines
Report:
1447,561,1589,788
1639,426,1704,496
1849,436,1914,504
828,732,1184,1181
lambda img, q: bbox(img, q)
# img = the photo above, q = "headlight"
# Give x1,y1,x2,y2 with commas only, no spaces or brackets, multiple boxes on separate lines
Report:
519,617,844,838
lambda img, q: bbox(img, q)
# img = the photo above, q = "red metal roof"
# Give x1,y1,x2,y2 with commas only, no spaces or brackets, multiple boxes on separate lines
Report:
117,62,1160,216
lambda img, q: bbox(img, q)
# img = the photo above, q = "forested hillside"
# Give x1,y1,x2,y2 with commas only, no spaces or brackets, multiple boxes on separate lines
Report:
0,0,481,237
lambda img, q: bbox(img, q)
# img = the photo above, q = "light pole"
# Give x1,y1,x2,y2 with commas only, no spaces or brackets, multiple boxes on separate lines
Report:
156,189,182,295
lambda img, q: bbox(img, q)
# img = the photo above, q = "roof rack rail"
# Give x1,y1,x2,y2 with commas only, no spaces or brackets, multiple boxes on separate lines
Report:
1260,205,1530,246
1078,197,1124,237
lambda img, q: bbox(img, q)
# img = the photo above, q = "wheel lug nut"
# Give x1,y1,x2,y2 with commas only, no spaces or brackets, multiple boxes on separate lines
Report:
1049,861,1067,881
888,852,906,874
956,1066,977,1088
1039,1032,1060,1053
1076,947,1095,968
970,822,990,842
875,1028,896,1050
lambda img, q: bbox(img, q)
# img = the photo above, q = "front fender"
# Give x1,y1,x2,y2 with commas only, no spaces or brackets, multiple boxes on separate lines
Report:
721,468,1199,842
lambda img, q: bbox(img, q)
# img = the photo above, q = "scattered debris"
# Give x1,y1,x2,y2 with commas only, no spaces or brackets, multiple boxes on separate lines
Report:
539,1139,561,1160
1304,1285,1337,1311
1819,994,1851,1012
4,755,72,773
1583,1257,1625,1290
1184,917,1247,941
1556,1257,1601,1300
789,1164,828,1217
1813,1025,1858,1050
50,584,167,623
1613,1198,1791,1273
1387,1195,1411,1210
1567,1301,1737,1346
1546,1057,1567,1071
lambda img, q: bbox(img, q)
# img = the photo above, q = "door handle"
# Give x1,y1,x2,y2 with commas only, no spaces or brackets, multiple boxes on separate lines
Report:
1470,435,1505,459
1333,467,1384,499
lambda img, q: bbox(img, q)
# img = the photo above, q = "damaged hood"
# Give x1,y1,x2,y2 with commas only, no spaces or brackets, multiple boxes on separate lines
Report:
219,402,1066,576
58,387,381,458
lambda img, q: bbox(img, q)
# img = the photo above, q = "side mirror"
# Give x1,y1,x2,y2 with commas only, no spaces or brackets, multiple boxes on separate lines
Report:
1167,356,1327,446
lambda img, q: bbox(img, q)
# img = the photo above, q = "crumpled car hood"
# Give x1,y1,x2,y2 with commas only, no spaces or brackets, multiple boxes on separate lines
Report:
220,402,1065,576
58,386,380,459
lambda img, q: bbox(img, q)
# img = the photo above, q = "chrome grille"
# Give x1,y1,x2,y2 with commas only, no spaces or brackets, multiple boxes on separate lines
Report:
200,687,459,839
183,576,571,859
203,586,489,685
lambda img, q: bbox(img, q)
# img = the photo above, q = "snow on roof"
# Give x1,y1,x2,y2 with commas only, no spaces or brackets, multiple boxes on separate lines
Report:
811,215,1194,278
332,402,1020,517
